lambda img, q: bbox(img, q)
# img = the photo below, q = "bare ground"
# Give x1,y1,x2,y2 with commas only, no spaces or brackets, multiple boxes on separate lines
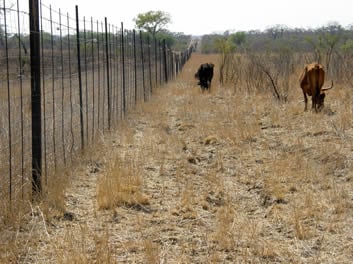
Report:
6,54,353,263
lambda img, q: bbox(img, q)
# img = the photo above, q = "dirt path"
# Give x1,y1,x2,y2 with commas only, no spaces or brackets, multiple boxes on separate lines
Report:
21,53,353,263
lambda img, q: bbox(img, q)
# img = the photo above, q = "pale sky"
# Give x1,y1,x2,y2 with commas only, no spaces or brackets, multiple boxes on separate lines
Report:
37,0,353,35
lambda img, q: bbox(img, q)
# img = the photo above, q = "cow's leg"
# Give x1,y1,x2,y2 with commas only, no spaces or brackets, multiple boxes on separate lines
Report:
303,90,308,111
311,96,316,111
201,78,207,91
313,90,320,112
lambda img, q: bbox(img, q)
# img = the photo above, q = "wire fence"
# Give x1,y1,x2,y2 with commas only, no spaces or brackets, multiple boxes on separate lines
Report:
0,1,194,204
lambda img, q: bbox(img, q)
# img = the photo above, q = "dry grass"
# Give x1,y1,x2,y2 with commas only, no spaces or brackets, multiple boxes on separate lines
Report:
97,154,150,210
1,53,352,263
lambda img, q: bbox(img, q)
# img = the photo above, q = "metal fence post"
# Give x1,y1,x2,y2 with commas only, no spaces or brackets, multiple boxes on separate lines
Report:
147,35,152,96
163,39,168,83
139,31,146,101
154,37,158,88
121,22,126,115
29,0,42,195
104,17,111,129
133,30,137,103
75,6,85,150
4,0,13,201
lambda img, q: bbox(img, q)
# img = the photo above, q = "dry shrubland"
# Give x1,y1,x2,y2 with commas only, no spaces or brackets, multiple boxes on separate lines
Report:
1,53,352,263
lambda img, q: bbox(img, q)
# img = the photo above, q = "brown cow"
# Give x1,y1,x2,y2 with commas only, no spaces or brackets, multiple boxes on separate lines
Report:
299,62,333,112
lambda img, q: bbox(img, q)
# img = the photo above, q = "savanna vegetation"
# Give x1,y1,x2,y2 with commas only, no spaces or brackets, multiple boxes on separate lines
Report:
0,6,352,262
200,23,353,101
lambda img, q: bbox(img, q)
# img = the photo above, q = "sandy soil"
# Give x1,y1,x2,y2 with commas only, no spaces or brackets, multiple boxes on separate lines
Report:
16,53,353,263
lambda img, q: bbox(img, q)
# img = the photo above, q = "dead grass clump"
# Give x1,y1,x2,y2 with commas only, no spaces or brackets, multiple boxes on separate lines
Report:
0,163,75,263
97,156,149,210
263,175,287,205
212,198,237,251
327,183,351,216
0,199,29,263
288,192,328,241
186,155,199,165
176,122,195,132
292,206,315,240
39,169,72,220
53,225,116,264
235,113,261,144
178,182,198,220
203,135,218,145
253,242,278,261
143,239,160,264
1,161,72,225
115,120,136,146
94,229,116,264
262,159,292,205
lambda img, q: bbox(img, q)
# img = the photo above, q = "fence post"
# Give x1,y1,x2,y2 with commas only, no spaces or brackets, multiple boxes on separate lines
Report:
29,0,42,195
90,17,95,142
133,30,137,103
162,39,168,83
159,41,162,86
58,9,66,166
154,37,158,88
147,35,152,96
16,0,25,198
4,0,13,201
104,18,111,129
139,31,146,101
83,17,89,145
96,21,101,131
75,6,85,150
121,22,126,115
49,5,57,169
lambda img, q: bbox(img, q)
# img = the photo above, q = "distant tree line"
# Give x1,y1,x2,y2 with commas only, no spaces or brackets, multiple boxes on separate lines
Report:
199,22,353,99
200,23,353,55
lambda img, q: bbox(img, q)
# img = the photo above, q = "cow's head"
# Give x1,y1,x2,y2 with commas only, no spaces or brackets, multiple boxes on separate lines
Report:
317,92,326,110
318,80,334,110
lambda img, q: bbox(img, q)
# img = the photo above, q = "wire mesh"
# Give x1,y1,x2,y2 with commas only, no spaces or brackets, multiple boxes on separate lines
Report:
0,0,194,203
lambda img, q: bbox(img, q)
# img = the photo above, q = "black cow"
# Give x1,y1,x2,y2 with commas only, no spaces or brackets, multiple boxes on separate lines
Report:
195,63,214,91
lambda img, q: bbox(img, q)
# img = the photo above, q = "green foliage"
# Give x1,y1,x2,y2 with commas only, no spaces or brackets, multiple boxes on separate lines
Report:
139,30,190,51
340,39,353,53
229,31,246,46
214,36,236,54
134,11,171,36
200,31,246,54
199,22,353,56
199,34,222,53
170,33,192,52
156,32,175,48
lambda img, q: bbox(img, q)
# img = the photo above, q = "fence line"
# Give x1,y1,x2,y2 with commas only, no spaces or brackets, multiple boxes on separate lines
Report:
0,1,194,204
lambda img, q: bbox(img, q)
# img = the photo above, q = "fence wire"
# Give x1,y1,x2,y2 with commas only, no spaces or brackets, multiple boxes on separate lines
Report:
0,1,194,203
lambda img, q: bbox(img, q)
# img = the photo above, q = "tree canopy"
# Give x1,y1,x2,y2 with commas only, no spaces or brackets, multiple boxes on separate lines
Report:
134,10,171,37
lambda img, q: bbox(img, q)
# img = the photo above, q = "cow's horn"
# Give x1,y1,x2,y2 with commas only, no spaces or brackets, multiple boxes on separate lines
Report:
321,80,334,91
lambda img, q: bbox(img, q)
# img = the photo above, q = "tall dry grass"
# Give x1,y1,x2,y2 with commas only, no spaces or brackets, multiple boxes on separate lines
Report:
96,154,150,210
1,52,352,263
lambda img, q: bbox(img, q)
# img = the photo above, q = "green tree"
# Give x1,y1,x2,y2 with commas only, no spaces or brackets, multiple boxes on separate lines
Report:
155,31,175,48
134,11,171,37
229,31,246,46
319,22,343,72
214,36,236,85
